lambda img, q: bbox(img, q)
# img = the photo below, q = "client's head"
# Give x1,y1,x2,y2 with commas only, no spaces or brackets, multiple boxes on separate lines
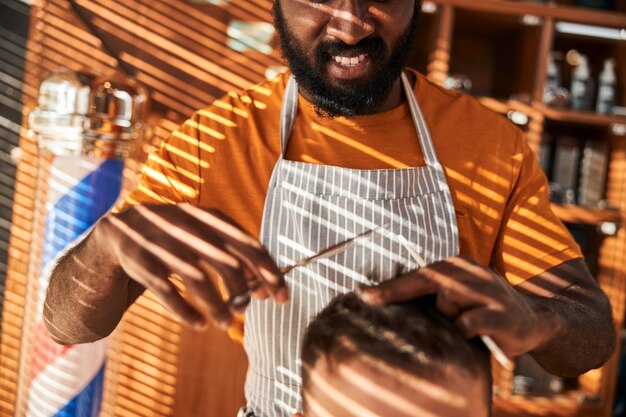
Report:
299,292,492,417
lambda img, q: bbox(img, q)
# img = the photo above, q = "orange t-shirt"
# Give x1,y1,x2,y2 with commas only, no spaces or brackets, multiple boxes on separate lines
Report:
120,69,582,336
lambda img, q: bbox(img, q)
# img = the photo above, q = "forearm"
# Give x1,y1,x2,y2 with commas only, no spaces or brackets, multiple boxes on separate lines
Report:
527,283,616,377
44,222,143,345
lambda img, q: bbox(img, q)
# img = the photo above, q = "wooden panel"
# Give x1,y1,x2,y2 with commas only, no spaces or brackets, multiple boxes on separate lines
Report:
428,4,455,85
550,204,621,225
436,0,626,28
539,105,626,127
1,0,279,415
598,136,626,416
533,18,555,103
0,0,50,413
173,326,248,417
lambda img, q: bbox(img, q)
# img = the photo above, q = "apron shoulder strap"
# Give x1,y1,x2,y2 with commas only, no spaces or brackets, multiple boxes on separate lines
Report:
280,76,299,156
401,71,440,169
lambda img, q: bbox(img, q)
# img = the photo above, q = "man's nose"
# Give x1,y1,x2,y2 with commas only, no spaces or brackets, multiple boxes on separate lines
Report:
326,1,375,46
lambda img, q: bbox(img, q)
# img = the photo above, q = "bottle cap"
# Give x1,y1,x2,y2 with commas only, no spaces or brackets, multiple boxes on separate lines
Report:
573,55,590,79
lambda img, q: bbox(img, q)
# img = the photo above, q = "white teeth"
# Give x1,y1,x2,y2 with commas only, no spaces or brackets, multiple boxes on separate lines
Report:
332,54,367,67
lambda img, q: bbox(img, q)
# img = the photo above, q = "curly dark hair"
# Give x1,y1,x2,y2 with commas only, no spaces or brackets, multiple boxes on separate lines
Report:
301,292,492,411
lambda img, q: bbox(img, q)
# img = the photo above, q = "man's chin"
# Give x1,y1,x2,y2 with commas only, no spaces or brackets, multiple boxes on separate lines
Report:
319,74,379,95
308,93,378,118
295,66,394,117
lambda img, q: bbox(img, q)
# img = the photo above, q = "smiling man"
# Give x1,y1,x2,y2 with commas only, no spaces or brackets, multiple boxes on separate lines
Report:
45,1,615,417
273,0,418,117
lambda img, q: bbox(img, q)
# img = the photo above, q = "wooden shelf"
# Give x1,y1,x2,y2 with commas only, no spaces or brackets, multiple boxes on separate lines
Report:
537,104,626,127
551,204,621,225
433,0,626,28
476,99,626,130
425,4,626,415
478,97,535,116
494,391,600,417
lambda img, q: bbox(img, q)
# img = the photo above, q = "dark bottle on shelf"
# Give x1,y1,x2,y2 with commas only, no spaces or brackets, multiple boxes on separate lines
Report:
596,59,617,115
551,136,581,204
578,139,609,207
571,55,594,111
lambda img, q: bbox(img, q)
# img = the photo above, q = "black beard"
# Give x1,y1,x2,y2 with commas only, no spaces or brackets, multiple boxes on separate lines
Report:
273,1,422,118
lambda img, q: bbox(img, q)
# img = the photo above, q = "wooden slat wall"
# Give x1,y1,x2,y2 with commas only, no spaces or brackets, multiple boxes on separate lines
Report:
599,134,626,416
0,0,279,415
0,0,29,410
0,0,30,327
422,4,626,415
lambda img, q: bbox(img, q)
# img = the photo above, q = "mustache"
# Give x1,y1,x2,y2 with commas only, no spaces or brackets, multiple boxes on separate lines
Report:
315,37,386,59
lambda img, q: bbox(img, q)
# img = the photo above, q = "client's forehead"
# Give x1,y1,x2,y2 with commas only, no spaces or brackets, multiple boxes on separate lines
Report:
304,354,488,417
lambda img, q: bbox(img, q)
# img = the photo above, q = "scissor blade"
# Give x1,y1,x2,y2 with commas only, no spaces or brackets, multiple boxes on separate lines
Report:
280,223,388,274
227,223,388,308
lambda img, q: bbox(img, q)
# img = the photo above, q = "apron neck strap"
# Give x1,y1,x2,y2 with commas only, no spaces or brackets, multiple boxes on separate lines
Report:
280,76,299,155
400,72,441,168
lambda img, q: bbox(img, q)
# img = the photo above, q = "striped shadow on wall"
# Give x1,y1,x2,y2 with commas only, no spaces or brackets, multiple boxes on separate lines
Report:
0,0,30,325
0,0,280,416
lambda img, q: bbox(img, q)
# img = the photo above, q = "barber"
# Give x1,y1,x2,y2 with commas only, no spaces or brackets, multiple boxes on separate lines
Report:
45,1,615,416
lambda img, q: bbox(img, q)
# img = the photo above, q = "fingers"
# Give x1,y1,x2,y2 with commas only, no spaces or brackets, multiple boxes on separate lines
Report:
119,248,205,327
356,255,535,358
225,242,288,303
436,287,462,318
149,279,206,329
454,306,502,339
251,286,270,300
111,204,289,333
145,204,288,303
115,214,239,328
193,260,236,329
362,257,498,306
201,252,251,308
454,307,523,357
359,269,438,304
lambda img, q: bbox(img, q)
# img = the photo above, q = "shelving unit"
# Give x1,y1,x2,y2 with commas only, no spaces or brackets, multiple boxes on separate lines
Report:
540,104,626,126
407,1,626,416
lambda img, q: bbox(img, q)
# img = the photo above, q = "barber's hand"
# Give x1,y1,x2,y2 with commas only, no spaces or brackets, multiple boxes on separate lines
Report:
359,256,560,358
95,203,287,330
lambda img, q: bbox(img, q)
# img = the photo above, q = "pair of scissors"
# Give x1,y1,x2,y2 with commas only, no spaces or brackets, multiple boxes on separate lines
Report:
227,224,388,309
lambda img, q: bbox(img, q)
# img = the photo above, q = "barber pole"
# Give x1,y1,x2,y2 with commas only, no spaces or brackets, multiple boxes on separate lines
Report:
21,68,147,417
27,157,123,417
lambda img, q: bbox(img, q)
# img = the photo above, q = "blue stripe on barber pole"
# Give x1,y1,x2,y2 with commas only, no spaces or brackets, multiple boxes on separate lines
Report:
42,160,123,267
27,157,123,417
55,365,105,417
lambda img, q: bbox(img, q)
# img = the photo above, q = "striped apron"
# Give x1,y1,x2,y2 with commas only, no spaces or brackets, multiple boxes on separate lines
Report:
242,72,459,417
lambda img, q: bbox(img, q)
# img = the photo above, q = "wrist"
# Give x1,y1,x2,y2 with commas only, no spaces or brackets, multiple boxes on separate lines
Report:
81,214,129,286
91,214,120,262
526,297,565,355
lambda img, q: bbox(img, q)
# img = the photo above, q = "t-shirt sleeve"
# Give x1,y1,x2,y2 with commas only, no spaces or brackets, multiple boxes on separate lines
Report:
114,112,203,213
491,130,583,286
